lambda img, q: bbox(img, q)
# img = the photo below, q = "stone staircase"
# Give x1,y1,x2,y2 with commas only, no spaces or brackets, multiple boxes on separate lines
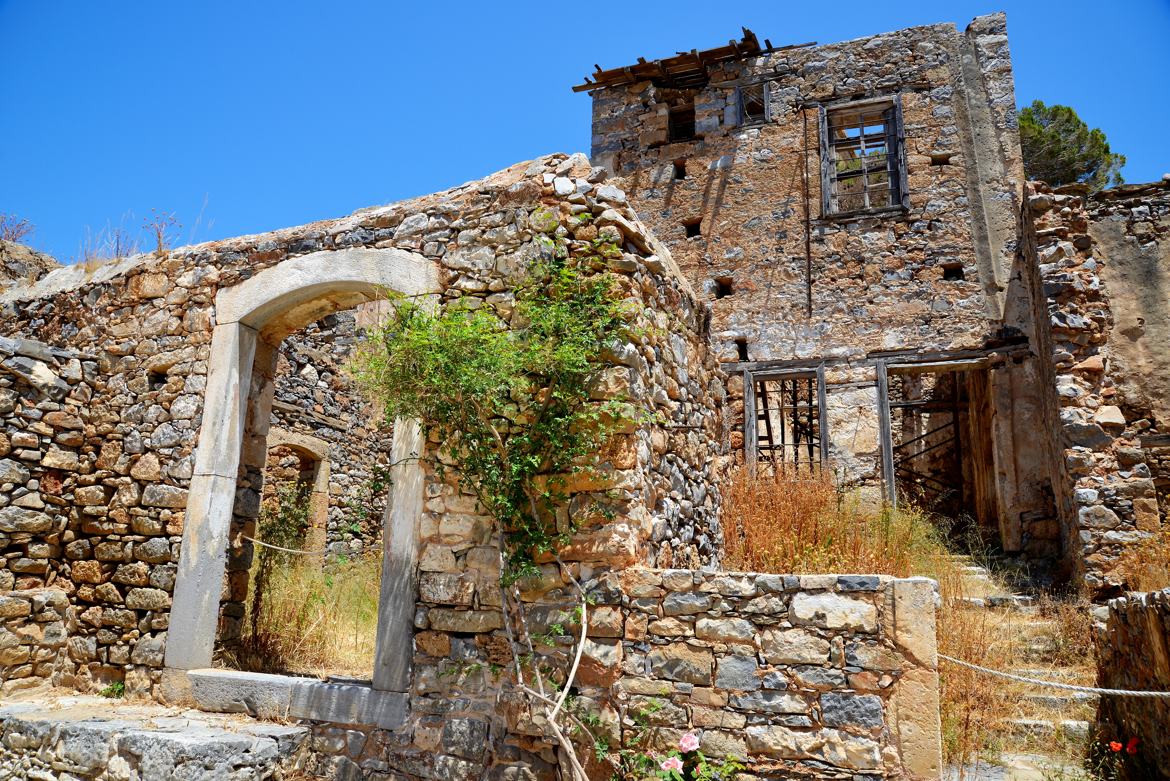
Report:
946,556,1098,780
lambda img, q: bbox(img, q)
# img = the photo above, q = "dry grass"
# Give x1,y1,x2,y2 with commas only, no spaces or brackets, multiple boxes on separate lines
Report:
1117,523,1170,592
721,467,949,576
226,482,381,679
231,554,382,679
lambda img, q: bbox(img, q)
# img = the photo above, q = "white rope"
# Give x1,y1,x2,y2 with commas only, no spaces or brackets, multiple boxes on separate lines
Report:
939,654,1170,698
237,530,329,554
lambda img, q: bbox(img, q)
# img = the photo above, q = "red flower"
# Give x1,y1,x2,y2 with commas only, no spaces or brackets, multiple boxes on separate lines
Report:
1126,737,1139,755
1110,741,1123,753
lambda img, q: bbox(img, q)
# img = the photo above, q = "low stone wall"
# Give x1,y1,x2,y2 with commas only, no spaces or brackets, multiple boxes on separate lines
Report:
0,589,70,695
380,567,941,780
1096,588,1170,780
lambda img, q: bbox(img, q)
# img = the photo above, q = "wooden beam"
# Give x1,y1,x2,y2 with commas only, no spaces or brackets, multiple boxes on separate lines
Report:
816,364,829,464
743,369,758,477
875,360,896,508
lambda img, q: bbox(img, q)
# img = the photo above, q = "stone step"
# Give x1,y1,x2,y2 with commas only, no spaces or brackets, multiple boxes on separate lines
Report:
1022,691,1098,710
1007,718,1090,741
955,595,1038,614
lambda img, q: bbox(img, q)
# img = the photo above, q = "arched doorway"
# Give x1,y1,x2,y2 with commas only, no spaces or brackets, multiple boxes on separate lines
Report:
165,247,437,693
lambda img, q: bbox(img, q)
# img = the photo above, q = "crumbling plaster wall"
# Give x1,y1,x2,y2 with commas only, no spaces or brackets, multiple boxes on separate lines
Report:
1028,183,1162,592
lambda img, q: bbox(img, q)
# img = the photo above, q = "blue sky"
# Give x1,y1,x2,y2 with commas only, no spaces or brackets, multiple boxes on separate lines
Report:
2,1,1167,263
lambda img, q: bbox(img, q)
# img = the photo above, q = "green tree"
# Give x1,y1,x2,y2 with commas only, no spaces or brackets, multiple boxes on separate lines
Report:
1018,100,1125,191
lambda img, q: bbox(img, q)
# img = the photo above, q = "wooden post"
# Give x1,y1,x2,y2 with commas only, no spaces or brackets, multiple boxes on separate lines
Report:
743,369,758,477
875,360,896,508
816,364,829,464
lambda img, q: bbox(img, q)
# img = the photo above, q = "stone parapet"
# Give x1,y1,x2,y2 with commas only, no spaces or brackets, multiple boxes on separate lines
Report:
1096,588,1170,779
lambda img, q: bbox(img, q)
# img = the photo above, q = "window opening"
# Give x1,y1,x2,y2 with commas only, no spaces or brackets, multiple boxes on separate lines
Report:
749,371,826,471
824,102,901,214
684,219,702,238
942,263,965,281
735,338,749,362
669,103,696,142
673,159,687,180
715,277,733,299
739,83,768,124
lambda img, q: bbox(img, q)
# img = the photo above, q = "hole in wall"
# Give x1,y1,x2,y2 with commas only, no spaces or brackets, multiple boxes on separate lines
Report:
673,159,687,180
715,278,733,299
942,263,965,281
735,338,749,362
146,370,168,391
930,152,954,166
684,219,702,238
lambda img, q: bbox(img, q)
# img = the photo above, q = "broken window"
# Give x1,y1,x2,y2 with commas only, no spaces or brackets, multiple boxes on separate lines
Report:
669,103,696,142
745,368,827,472
820,99,907,215
738,83,768,124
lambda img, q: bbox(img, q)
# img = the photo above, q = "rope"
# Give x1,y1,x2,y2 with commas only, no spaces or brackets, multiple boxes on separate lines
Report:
237,530,329,554
939,654,1170,698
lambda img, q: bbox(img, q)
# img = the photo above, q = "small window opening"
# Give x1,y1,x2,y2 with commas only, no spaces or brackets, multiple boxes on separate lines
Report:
930,152,954,166
673,159,687,180
669,103,696,142
683,219,702,238
147,369,168,391
735,338,749,362
942,264,965,281
715,278,734,299
825,102,901,214
739,83,768,124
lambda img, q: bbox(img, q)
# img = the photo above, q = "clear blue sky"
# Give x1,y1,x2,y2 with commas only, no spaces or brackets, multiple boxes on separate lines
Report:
2,0,1167,263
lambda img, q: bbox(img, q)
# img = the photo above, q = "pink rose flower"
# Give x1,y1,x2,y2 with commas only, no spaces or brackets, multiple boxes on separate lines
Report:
660,756,684,772
679,732,700,753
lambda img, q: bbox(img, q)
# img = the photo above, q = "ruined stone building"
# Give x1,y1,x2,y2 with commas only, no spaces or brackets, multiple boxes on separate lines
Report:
0,10,1167,781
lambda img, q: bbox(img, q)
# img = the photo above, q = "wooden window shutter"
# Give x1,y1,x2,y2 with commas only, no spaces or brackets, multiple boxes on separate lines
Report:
818,105,832,216
891,95,910,210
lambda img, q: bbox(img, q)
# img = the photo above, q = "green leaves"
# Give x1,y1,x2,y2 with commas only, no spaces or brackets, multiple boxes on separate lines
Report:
350,236,632,579
1018,100,1125,192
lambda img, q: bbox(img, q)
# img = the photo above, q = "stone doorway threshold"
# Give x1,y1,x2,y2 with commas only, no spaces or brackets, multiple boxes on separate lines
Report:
0,694,307,779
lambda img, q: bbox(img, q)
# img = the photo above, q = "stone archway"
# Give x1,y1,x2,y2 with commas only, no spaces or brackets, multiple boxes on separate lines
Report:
264,428,331,557
165,248,437,694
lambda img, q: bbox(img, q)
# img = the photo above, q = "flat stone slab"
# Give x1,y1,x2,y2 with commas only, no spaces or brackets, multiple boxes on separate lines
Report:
0,695,309,781
187,668,409,729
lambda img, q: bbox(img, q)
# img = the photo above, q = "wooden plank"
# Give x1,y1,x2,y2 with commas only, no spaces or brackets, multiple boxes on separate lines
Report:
818,105,832,217
892,94,910,210
875,360,897,508
817,364,830,464
743,369,758,477
887,358,989,375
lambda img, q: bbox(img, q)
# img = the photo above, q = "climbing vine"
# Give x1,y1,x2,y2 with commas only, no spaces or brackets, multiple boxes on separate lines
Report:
351,221,636,778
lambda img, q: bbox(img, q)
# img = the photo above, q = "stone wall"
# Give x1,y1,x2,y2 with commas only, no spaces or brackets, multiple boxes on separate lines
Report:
296,570,941,780
1087,182,1170,528
582,14,1062,551
590,14,1023,364
1028,184,1162,592
266,309,393,556
0,589,70,695
1096,588,1170,780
